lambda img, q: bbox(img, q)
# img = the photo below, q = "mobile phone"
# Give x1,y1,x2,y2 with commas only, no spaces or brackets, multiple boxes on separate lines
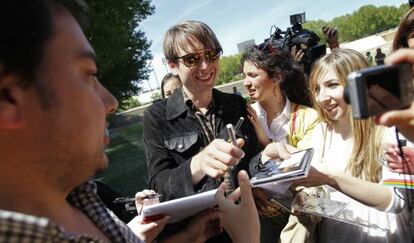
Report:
344,63,414,119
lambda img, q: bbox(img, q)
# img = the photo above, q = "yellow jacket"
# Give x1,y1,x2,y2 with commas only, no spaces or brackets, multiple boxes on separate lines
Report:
287,103,320,149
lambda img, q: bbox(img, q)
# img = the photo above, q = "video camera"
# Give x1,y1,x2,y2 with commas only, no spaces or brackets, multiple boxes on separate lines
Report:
258,12,326,74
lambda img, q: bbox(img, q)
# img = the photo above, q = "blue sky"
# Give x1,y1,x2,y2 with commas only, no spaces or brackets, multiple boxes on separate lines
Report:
139,0,407,91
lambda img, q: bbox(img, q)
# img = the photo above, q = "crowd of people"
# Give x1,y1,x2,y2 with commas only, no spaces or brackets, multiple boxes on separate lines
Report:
1,0,414,243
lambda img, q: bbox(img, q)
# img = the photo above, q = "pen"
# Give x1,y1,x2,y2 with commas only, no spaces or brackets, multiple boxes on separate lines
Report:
234,117,244,134
113,194,162,204
227,124,237,146
224,124,238,196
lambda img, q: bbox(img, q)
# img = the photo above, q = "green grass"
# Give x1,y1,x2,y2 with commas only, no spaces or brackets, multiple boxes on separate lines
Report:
95,122,149,197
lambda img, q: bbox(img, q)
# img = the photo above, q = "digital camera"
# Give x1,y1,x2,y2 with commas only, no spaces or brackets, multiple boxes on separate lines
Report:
344,63,414,119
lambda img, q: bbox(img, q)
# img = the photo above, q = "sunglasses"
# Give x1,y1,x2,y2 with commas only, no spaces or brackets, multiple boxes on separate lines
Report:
176,49,221,67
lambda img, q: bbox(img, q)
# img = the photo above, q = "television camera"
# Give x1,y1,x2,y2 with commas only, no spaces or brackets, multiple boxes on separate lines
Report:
258,12,326,74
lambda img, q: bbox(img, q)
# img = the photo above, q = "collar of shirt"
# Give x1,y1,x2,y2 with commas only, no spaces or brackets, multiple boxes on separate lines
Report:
182,88,215,113
182,89,217,142
253,97,291,142
0,181,142,243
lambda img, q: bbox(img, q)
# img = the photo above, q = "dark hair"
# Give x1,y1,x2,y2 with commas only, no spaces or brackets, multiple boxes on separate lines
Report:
241,47,312,107
160,73,181,99
393,7,414,51
0,0,88,87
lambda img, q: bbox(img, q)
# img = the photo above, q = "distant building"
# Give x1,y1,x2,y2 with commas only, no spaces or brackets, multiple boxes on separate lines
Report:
237,39,255,54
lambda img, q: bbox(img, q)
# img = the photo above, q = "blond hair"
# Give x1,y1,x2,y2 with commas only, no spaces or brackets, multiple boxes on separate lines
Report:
309,49,383,182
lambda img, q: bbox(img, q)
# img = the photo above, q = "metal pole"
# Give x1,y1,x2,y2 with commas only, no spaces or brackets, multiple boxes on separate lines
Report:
146,79,153,91
162,58,169,73
150,61,160,90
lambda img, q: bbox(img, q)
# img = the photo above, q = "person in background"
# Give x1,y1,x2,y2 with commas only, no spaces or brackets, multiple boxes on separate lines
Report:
0,1,260,243
375,48,386,65
322,26,340,50
232,86,243,96
160,72,181,99
242,46,318,242
291,26,339,69
366,51,374,66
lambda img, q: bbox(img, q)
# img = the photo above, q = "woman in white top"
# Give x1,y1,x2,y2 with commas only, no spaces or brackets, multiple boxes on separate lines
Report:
291,48,412,242
242,45,319,150
241,45,320,242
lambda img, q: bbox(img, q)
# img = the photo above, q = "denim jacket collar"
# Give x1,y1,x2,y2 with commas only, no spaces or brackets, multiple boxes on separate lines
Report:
166,87,187,121
166,88,237,121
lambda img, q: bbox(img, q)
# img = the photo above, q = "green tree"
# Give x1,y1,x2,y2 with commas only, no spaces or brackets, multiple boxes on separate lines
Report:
304,3,410,43
85,0,154,109
217,54,243,85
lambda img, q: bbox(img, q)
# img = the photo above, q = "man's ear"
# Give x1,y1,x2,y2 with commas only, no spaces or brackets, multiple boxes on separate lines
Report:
0,74,25,129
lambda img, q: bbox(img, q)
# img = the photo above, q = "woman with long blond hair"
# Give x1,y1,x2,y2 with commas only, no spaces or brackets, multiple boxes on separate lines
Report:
291,48,412,242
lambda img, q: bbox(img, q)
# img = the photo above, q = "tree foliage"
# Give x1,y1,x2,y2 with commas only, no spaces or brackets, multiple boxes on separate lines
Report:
217,54,243,85
85,0,154,109
303,4,409,43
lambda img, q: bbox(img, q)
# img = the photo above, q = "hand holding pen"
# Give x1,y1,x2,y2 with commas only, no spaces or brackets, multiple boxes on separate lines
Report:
113,190,161,215
132,190,160,214
190,118,245,185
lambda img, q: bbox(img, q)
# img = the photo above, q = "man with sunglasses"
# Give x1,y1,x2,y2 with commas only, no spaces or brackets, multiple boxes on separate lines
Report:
143,20,262,242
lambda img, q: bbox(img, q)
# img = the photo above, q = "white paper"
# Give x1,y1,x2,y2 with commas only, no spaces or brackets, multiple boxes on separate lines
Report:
141,189,217,223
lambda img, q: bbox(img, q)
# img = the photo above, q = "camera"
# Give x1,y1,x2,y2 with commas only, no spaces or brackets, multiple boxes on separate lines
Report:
258,12,326,74
344,63,414,119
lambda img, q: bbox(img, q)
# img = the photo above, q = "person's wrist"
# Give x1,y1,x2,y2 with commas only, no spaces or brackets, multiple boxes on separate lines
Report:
190,156,200,173
190,155,205,183
325,169,339,188
328,41,339,49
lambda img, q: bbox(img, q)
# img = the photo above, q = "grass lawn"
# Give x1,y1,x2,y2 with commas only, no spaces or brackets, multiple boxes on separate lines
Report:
95,122,148,197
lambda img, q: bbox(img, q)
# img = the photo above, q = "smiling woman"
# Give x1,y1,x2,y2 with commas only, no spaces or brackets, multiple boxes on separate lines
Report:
298,48,413,242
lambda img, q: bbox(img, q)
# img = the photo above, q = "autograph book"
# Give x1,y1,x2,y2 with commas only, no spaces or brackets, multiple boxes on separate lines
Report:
250,148,314,186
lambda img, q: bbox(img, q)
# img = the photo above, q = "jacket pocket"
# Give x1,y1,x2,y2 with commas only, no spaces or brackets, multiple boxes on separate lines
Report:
164,132,199,153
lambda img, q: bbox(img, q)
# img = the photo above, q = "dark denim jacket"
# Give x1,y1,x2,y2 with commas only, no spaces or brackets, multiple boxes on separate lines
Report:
143,88,261,202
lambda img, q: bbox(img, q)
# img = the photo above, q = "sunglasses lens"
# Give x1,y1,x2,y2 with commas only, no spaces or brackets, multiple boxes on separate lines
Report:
182,53,202,67
204,49,220,62
179,50,220,67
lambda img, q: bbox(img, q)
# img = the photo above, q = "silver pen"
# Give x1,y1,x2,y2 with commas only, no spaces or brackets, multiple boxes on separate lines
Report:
224,124,238,195
234,117,245,134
